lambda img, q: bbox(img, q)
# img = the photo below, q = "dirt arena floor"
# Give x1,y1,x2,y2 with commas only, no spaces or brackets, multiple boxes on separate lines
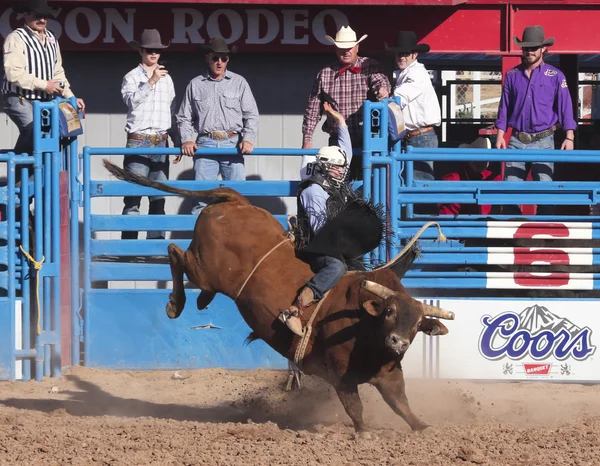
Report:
0,366,599,465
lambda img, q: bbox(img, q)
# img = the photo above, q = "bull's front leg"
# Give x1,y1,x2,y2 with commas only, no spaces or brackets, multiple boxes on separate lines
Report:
335,382,367,432
166,243,187,319
373,368,429,432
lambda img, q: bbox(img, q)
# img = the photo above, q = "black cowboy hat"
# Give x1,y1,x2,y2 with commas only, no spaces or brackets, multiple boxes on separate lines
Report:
201,37,238,54
385,31,430,54
13,0,58,18
514,25,555,48
129,29,170,50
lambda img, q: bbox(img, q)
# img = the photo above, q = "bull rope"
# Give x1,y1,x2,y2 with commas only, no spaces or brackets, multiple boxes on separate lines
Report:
234,236,292,301
377,221,446,271
293,289,330,372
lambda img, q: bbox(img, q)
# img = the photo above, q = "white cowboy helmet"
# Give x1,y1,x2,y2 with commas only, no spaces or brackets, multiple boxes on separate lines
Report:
325,26,368,49
316,145,348,186
316,145,347,166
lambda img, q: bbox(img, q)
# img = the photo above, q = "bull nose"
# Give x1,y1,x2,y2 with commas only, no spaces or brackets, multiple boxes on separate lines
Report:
389,334,410,353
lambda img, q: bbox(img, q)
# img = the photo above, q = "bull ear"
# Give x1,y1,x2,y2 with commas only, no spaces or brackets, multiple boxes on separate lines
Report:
362,300,382,317
419,318,449,336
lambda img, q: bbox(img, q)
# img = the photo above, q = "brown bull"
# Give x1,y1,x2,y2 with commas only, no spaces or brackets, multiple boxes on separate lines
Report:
104,160,455,433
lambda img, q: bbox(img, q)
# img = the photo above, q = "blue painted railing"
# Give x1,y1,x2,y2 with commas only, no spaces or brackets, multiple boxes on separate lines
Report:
0,98,77,381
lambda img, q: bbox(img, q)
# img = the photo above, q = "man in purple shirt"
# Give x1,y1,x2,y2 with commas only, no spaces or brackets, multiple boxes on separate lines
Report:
495,25,576,215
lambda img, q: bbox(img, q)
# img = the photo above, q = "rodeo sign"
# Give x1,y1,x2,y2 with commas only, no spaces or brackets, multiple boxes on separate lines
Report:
400,300,600,382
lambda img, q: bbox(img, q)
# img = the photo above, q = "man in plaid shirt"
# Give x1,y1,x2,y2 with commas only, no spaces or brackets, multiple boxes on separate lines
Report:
121,29,178,240
302,25,391,178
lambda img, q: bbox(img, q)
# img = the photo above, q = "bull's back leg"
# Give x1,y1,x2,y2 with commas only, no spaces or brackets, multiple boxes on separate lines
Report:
166,243,187,319
197,290,216,310
373,368,429,432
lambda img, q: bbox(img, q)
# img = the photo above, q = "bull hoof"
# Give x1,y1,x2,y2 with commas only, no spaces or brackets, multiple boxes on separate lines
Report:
166,300,181,319
413,423,434,434
352,429,374,440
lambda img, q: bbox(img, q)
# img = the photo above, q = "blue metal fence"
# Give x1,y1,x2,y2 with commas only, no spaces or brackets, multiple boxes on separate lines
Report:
7,95,600,378
0,98,78,381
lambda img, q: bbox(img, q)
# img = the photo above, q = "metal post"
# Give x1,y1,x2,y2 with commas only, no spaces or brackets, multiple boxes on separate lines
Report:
83,147,91,365
362,100,373,202
405,145,414,218
69,138,81,366
33,151,44,382
43,152,51,377
7,159,16,382
20,165,31,380
51,151,61,378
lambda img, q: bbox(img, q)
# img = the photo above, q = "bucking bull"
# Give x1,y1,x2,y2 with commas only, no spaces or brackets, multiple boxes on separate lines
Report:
104,160,455,433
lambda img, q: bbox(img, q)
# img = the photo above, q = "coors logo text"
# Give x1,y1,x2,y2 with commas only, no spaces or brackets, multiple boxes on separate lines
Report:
479,305,596,361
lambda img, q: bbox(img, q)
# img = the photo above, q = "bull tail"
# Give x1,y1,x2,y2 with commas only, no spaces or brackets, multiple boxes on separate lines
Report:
103,159,250,205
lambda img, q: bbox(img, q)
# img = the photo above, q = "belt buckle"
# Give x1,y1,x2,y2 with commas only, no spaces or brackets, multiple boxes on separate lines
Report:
517,132,532,144
211,131,227,140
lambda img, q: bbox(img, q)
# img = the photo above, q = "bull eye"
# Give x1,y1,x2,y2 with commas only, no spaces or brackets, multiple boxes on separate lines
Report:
385,308,395,318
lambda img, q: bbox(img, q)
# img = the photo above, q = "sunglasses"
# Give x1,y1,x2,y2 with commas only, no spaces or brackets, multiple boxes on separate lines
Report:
211,55,229,63
33,13,48,20
522,46,542,52
143,49,162,55
395,52,414,58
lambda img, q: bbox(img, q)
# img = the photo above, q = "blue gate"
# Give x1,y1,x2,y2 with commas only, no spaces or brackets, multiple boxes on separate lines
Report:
6,96,600,381
0,99,78,381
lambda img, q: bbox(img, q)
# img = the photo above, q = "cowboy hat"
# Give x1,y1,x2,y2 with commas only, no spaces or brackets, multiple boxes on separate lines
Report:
459,137,491,149
13,0,58,18
513,25,555,48
129,29,170,50
201,37,238,54
325,26,367,49
385,31,430,54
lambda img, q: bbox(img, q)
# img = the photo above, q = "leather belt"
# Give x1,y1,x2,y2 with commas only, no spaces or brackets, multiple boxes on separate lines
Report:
127,133,168,145
514,126,556,144
405,126,435,138
203,131,238,140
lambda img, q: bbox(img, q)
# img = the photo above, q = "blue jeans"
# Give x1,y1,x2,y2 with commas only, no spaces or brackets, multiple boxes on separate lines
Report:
504,134,554,215
405,130,438,181
191,135,244,215
305,255,347,300
122,138,169,239
3,94,34,157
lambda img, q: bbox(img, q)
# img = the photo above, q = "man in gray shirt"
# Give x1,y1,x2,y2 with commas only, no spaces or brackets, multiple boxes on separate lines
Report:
177,37,259,214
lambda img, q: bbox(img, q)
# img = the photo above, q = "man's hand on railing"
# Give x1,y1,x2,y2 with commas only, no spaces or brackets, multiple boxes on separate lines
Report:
239,141,253,155
180,141,198,158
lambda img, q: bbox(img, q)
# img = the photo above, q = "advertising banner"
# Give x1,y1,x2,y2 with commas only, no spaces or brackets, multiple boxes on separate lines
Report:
403,299,600,382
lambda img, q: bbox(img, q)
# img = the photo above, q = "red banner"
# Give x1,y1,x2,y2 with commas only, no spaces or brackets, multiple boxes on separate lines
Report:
0,3,504,53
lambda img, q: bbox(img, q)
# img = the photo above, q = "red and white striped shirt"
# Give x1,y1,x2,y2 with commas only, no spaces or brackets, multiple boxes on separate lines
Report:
302,56,391,144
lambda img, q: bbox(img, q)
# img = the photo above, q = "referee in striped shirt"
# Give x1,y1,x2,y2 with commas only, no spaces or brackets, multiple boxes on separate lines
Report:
2,0,85,157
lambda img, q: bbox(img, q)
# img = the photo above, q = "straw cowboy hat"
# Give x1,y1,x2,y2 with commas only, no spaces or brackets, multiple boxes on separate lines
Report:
325,26,367,49
201,37,238,54
13,0,58,18
385,31,430,54
514,25,555,48
129,29,170,50
459,137,491,149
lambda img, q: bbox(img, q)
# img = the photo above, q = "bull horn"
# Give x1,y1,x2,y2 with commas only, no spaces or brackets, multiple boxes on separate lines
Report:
423,304,455,320
362,280,395,299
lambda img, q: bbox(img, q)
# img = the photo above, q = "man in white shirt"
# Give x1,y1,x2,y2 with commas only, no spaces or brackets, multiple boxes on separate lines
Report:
387,31,441,181
121,29,177,240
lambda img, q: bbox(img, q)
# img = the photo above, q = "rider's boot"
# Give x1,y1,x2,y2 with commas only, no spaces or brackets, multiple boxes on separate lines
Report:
279,287,316,337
